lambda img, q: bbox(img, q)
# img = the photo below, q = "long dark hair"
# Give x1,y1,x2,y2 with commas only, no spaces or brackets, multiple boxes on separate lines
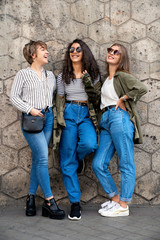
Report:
62,39,100,84
106,43,130,75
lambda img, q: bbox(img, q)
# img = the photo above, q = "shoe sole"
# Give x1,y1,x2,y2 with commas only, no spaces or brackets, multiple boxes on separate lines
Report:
26,210,36,216
101,211,129,217
68,214,81,221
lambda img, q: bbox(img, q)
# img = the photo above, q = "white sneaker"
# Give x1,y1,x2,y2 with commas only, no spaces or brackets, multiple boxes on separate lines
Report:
98,201,117,214
100,203,129,217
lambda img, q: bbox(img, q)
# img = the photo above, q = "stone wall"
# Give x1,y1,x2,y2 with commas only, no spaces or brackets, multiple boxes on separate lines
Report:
0,0,160,206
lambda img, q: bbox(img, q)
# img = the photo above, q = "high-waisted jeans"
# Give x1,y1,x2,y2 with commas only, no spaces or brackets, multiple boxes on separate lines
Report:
59,102,98,203
21,107,53,198
92,107,135,202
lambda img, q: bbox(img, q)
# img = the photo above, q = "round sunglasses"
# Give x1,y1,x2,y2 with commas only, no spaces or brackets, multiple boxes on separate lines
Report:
69,46,82,53
107,47,121,55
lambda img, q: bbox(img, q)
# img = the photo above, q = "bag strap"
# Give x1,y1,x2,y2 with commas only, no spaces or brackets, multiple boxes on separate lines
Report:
44,70,48,109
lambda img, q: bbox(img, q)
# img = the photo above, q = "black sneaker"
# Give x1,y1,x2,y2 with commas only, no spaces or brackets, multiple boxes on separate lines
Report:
77,159,85,174
68,202,81,220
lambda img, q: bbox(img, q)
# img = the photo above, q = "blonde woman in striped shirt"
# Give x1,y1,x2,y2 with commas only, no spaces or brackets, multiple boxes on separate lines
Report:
10,40,65,220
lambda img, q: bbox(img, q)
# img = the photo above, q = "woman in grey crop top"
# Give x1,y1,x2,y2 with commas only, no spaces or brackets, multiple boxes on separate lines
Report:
57,39,101,220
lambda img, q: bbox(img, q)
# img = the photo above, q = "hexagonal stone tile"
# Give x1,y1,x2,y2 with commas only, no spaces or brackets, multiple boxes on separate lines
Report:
135,171,160,200
0,145,18,176
89,19,117,44
84,153,98,182
3,121,28,150
141,79,160,103
136,101,147,125
148,99,160,126
0,193,11,206
106,0,130,25
134,148,151,179
131,194,148,205
71,0,104,25
0,15,21,39
0,95,17,128
147,19,160,43
138,124,160,153
3,77,14,97
56,20,87,42
39,0,70,29
0,130,2,145
0,81,3,94
98,182,108,198
99,0,108,2
89,195,108,205
0,56,20,80
117,20,146,43
48,172,67,201
5,0,32,22
79,175,97,202
150,61,160,80
22,21,54,43
46,40,65,63
83,38,100,60
131,39,160,62
132,0,160,24
108,153,119,175
8,37,28,62
151,195,160,205
130,59,149,81
1,168,30,199
0,36,8,56
152,149,160,173
19,146,32,172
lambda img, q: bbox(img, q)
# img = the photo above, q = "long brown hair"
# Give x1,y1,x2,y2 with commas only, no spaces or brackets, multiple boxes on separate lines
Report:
62,39,100,84
106,43,130,75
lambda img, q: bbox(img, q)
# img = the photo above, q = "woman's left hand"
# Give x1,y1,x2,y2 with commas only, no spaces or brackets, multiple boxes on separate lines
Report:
82,70,88,75
115,98,126,111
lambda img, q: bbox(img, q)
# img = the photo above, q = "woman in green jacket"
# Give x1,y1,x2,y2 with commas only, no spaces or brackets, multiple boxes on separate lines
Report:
92,43,147,217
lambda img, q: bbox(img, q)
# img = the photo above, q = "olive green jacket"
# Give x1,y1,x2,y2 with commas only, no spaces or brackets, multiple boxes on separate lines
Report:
52,71,147,149
105,71,148,144
52,73,101,150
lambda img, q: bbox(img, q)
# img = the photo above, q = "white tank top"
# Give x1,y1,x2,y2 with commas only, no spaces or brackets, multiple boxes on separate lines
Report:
100,77,119,110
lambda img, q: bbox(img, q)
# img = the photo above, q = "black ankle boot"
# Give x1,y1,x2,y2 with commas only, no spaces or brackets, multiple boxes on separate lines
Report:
26,194,36,216
42,198,65,220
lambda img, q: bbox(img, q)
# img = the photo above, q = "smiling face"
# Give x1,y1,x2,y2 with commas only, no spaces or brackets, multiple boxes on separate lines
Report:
106,45,121,67
69,42,83,63
32,44,49,65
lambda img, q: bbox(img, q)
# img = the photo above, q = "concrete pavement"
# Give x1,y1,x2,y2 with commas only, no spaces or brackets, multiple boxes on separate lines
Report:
0,204,160,240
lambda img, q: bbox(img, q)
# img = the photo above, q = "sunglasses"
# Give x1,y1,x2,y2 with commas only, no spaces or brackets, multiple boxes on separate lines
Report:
69,46,82,53
107,47,121,55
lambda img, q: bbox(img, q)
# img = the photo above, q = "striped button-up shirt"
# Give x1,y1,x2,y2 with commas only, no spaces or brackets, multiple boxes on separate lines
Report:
10,67,56,114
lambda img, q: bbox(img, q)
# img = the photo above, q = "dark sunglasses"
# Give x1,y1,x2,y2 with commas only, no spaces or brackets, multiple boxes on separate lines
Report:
107,47,121,55
69,46,82,53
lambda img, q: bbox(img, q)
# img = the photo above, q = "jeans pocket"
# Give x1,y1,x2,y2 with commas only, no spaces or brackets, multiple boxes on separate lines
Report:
64,103,71,112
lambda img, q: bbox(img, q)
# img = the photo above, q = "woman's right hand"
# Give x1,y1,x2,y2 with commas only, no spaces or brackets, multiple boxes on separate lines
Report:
30,108,44,117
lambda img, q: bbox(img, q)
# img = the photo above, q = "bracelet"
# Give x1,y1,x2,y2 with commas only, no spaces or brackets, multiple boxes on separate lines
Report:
122,96,126,102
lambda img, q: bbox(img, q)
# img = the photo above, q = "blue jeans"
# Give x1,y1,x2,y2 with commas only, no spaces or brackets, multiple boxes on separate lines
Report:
21,108,53,198
60,103,98,203
92,107,135,202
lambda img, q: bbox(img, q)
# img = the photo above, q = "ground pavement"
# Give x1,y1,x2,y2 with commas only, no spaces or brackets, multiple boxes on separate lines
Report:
0,204,160,240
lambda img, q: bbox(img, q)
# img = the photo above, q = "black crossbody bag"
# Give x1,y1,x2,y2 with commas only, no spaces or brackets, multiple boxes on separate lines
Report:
22,71,48,133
